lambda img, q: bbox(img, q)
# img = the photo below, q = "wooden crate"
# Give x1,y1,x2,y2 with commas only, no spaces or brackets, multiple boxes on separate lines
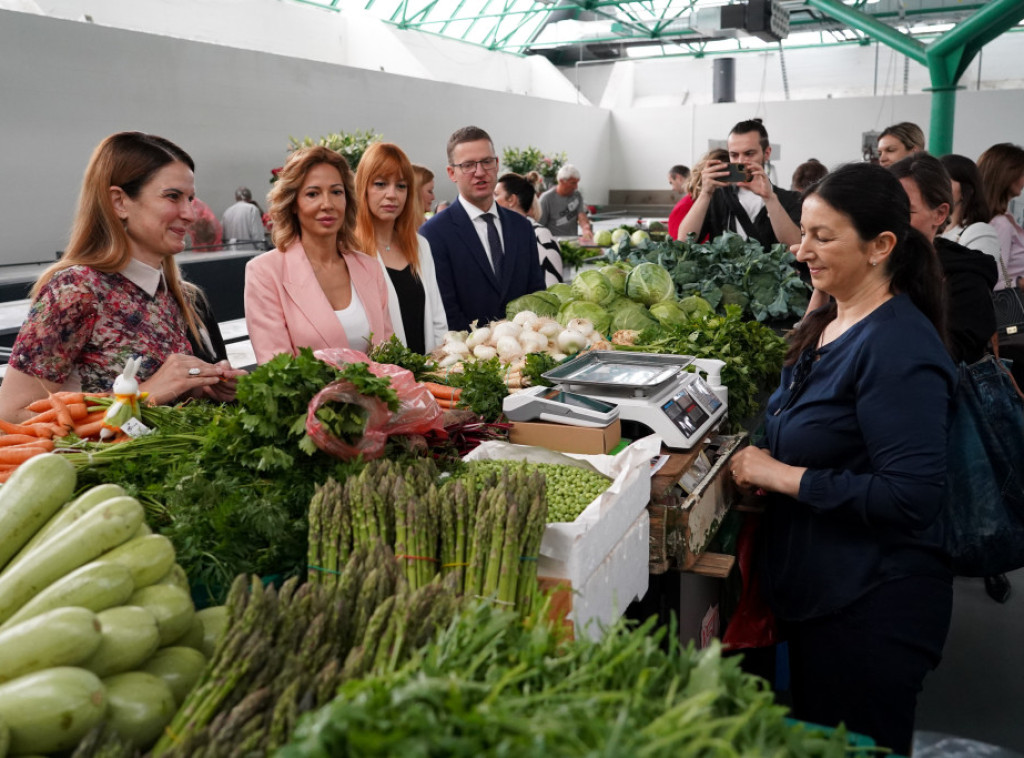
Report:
647,434,747,574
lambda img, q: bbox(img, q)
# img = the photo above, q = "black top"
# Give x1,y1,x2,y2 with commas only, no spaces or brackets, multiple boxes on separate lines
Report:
386,265,426,355
187,287,228,364
699,184,803,251
934,237,998,365
759,294,956,621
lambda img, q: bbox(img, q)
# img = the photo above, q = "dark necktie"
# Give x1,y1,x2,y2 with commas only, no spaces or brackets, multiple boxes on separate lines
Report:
482,212,504,278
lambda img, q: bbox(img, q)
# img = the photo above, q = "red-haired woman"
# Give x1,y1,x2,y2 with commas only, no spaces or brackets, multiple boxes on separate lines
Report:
355,143,447,354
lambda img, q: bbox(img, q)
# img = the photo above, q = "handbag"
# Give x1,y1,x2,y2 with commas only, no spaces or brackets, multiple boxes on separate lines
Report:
933,354,1024,576
992,253,1024,337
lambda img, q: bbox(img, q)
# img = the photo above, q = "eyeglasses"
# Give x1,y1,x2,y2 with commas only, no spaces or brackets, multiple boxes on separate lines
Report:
451,157,498,174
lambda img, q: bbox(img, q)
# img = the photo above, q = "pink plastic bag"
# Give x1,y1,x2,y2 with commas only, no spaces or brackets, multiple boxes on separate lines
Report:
307,348,446,459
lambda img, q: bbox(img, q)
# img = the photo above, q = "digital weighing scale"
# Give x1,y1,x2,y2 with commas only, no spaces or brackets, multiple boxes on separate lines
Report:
540,351,728,450
503,386,620,428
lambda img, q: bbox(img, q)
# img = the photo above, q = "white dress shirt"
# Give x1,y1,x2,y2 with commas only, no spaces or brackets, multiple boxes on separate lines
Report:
458,195,505,272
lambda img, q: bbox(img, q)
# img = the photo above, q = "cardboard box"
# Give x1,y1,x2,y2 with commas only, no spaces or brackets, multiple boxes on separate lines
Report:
509,418,621,455
538,510,651,641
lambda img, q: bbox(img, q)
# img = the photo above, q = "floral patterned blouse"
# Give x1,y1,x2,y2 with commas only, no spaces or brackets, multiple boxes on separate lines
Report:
9,265,194,393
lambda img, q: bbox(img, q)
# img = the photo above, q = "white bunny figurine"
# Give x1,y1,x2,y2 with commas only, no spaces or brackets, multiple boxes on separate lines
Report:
100,356,145,440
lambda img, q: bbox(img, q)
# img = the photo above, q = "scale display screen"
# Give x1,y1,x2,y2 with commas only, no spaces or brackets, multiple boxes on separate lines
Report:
686,376,723,412
540,388,617,413
661,388,710,438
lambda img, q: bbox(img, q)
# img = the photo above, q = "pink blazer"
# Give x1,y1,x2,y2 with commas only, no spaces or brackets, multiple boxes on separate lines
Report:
244,240,394,365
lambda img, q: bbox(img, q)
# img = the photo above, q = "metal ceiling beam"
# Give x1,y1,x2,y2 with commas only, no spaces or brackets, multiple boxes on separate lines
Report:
808,0,1024,155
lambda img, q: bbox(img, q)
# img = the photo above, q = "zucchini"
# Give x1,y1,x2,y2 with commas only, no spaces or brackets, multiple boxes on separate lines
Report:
1,562,134,631
127,585,195,646
195,605,229,658
135,522,153,537
0,667,107,755
94,534,175,589
81,605,161,678
0,715,7,758
3,483,125,574
176,615,204,652
155,563,190,593
0,496,143,626
140,646,207,705
102,671,176,749
0,454,77,573
0,607,101,683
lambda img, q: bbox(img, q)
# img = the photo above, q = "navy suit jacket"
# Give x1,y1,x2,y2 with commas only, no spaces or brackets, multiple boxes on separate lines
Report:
421,199,545,331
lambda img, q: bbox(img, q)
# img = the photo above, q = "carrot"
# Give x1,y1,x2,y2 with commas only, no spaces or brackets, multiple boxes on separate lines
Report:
26,392,85,413
0,418,42,437
73,419,106,439
0,446,48,465
432,396,457,409
79,409,107,424
23,408,58,425
422,381,462,402
20,439,54,452
49,393,75,431
0,434,40,447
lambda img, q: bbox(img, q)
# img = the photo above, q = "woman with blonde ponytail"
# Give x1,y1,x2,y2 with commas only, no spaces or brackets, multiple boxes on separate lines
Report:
0,132,244,421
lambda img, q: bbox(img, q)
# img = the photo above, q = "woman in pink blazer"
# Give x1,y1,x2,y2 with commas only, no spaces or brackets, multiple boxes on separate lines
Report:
245,146,393,365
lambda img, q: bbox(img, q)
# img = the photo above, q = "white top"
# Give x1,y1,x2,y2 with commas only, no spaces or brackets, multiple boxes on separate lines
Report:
375,235,449,353
458,195,505,271
221,201,265,251
942,221,1001,260
991,213,1024,291
334,286,371,353
734,188,765,240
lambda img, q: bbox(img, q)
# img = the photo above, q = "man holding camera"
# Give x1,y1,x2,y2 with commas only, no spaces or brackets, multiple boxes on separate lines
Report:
679,119,802,250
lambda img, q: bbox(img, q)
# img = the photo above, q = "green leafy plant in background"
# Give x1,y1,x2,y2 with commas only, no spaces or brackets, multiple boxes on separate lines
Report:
502,146,544,175
287,129,384,172
501,147,568,182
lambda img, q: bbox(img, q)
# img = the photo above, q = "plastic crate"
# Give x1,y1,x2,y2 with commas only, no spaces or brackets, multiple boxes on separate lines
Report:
784,718,879,749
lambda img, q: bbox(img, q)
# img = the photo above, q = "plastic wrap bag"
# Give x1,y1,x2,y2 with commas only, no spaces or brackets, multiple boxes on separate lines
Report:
721,513,778,650
306,380,391,460
306,348,446,460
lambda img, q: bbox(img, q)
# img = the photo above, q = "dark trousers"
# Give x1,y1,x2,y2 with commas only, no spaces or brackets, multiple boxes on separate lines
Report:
784,576,952,756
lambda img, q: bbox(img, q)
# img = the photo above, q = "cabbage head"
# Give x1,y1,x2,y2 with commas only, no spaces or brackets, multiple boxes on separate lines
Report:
547,283,574,304
571,270,616,306
599,265,628,295
649,300,688,327
506,293,558,319
625,262,676,306
557,300,611,336
678,295,714,318
612,302,658,332
533,291,562,310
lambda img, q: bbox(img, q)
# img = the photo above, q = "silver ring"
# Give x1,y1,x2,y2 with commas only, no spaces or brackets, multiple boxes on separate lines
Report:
188,367,201,376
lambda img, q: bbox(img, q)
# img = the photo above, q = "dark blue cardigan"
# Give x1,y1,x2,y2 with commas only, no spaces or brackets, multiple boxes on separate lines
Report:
759,293,956,621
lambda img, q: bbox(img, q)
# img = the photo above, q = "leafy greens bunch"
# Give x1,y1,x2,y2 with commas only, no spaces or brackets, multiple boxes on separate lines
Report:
281,601,871,757
71,348,403,599
607,231,810,323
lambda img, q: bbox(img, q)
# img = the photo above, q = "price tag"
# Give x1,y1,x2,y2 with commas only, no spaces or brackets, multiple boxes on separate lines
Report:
120,417,152,438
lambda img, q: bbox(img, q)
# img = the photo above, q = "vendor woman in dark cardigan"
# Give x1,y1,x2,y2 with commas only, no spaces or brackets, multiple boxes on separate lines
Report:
729,163,955,755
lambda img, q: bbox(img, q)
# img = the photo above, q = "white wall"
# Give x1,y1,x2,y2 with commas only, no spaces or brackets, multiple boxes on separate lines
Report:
0,10,610,266
606,90,1024,192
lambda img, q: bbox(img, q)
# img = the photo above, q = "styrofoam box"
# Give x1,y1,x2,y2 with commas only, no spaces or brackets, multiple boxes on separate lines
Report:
464,435,659,589
570,510,650,641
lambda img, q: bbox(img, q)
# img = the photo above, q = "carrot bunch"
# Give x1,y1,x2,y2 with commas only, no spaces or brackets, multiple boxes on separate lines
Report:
0,392,116,481
421,381,463,409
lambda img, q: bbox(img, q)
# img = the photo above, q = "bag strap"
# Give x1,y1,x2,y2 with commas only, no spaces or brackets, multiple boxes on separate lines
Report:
721,187,761,240
988,340,1024,402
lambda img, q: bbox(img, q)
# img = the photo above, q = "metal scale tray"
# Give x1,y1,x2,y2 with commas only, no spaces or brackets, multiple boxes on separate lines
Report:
543,351,695,398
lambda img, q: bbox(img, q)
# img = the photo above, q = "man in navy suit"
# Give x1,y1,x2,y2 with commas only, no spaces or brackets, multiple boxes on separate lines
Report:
421,126,545,331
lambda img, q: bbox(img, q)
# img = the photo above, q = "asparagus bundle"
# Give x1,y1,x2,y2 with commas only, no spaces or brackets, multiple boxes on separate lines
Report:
151,542,460,757
307,459,550,611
